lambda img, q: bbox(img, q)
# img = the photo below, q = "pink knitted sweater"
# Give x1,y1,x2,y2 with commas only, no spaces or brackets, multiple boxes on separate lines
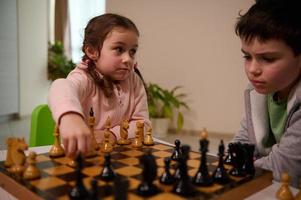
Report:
48,62,150,141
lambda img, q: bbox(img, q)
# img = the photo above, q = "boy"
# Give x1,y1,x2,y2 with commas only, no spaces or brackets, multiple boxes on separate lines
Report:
234,0,301,187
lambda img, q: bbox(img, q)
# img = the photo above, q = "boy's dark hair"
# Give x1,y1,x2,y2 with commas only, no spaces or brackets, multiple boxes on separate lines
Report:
235,0,301,55
82,13,141,97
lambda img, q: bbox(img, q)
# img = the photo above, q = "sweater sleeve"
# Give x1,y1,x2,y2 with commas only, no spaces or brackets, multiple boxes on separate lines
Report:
48,68,92,124
233,116,252,144
254,106,301,188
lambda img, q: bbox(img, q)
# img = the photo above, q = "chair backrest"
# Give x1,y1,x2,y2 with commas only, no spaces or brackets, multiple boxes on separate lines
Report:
29,104,55,147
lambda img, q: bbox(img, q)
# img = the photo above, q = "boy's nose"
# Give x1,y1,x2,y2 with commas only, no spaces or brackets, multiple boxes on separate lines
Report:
248,60,262,76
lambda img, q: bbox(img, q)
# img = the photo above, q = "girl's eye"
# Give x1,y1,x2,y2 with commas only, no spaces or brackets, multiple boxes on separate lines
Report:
115,47,124,54
129,49,137,57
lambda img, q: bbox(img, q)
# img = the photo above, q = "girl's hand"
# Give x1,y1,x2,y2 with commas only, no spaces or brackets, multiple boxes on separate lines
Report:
59,113,92,158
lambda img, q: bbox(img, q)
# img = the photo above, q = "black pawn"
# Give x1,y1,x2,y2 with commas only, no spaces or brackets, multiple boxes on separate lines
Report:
242,143,255,176
212,140,230,184
224,143,234,165
160,157,175,185
193,138,213,186
89,178,98,200
171,139,182,161
69,154,89,200
173,145,196,197
100,153,115,182
137,150,159,196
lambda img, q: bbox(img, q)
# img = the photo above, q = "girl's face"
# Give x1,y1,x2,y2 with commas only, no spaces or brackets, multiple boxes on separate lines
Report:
241,38,301,100
95,27,138,81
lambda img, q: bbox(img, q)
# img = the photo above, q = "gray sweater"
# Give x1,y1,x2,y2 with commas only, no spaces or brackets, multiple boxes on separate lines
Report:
234,80,301,187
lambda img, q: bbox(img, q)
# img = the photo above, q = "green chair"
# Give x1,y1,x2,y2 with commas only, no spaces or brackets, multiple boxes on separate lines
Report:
29,104,55,147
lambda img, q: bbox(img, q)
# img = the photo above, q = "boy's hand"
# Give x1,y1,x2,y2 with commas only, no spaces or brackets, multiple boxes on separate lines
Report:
59,113,92,158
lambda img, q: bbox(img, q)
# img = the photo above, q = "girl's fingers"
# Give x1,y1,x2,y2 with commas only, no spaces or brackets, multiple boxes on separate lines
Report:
63,138,69,155
78,134,88,155
68,138,77,158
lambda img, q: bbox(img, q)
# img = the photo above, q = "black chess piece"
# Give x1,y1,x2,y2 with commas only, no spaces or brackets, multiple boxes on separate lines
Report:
242,143,255,176
160,157,175,185
136,150,159,196
100,153,115,182
171,139,182,161
212,140,230,184
89,178,98,200
229,143,246,177
114,176,129,200
193,138,213,186
224,143,234,165
69,153,89,200
173,145,197,197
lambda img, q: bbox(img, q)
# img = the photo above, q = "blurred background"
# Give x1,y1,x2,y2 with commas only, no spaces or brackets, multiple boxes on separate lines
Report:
0,0,253,152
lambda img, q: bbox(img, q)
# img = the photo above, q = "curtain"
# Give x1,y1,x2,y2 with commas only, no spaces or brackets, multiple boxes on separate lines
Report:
54,0,71,58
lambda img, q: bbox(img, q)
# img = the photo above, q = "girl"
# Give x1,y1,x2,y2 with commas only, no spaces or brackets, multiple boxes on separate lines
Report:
48,13,150,158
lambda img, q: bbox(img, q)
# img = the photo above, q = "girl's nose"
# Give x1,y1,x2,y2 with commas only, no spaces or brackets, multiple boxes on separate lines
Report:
122,52,132,63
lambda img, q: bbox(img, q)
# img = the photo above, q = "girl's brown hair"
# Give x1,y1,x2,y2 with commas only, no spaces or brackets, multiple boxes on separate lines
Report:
82,13,140,97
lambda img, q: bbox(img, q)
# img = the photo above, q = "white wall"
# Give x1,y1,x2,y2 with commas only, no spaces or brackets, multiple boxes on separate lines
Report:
107,0,253,134
18,0,50,116
15,0,254,135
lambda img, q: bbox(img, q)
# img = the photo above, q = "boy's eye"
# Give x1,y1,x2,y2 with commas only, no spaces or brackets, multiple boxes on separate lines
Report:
243,55,251,61
262,56,275,62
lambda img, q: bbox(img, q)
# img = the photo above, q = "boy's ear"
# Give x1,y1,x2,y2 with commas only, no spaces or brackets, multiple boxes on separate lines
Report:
85,46,99,60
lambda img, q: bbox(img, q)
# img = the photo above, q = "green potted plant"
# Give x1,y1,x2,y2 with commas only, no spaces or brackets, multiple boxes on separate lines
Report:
48,41,75,81
147,83,189,136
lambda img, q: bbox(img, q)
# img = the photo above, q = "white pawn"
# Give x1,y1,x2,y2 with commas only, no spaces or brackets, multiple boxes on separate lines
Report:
23,151,41,180
276,172,294,200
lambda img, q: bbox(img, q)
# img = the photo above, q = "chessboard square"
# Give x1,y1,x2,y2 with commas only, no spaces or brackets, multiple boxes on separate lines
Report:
118,157,139,166
151,144,172,151
188,168,198,177
128,177,141,190
36,160,58,170
44,183,73,198
44,165,74,176
224,164,232,170
189,152,201,159
148,192,185,200
53,156,72,165
125,193,144,200
115,166,142,177
121,150,144,157
187,159,200,168
230,175,246,182
197,183,224,193
152,151,171,158
36,154,51,162
155,158,165,167
86,156,104,166
110,152,129,160
82,165,102,177
69,177,93,189
57,195,69,200
30,176,67,190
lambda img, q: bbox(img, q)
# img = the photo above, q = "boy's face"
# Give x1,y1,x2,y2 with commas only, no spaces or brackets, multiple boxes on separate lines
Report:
94,27,138,81
241,38,301,99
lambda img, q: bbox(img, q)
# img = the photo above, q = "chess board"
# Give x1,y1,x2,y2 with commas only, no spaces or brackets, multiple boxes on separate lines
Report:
0,142,272,200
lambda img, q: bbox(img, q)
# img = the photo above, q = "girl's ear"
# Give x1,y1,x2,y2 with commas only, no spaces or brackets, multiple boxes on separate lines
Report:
85,46,99,60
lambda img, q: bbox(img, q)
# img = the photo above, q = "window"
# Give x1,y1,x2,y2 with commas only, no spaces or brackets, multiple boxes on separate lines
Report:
69,0,105,63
